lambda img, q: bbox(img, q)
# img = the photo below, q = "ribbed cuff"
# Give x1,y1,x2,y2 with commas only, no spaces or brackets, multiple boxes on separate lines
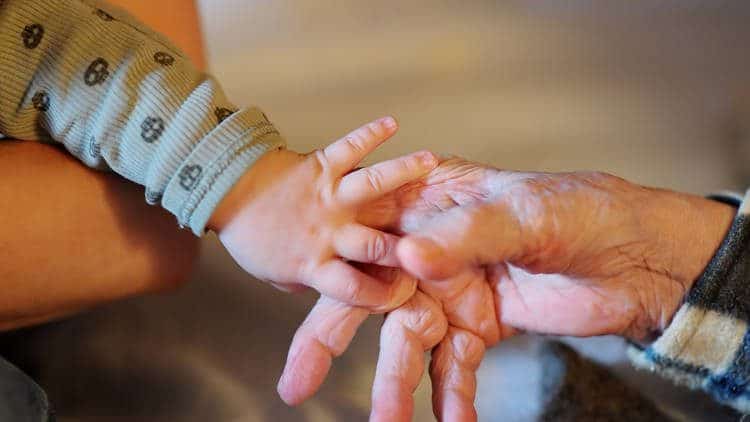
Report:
628,190,750,410
162,107,285,235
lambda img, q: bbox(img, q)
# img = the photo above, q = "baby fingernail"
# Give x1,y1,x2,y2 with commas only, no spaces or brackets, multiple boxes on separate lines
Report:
381,116,397,130
418,151,437,167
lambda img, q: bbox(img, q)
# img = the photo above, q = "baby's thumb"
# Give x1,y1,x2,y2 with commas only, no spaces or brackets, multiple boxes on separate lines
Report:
397,236,464,280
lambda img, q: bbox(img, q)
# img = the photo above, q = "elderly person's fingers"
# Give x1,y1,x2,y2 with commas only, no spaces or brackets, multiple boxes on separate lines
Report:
419,268,501,347
430,328,485,422
279,265,418,405
277,296,369,405
356,156,497,234
397,203,523,280
370,291,448,422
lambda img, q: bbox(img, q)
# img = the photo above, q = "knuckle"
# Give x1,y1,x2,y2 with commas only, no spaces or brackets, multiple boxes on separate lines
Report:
365,233,389,262
399,293,448,349
449,330,485,369
580,170,619,187
400,154,421,173
343,279,364,303
366,122,383,138
319,328,347,357
364,168,385,193
314,149,330,170
324,336,348,357
344,135,366,154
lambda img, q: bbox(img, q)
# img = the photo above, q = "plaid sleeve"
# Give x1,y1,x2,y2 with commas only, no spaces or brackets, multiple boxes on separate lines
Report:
629,190,750,412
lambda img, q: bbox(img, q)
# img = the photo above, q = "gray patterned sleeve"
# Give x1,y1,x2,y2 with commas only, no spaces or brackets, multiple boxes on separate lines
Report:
0,0,285,235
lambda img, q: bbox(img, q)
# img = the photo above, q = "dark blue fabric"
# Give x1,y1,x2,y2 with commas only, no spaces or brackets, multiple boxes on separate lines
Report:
707,330,750,401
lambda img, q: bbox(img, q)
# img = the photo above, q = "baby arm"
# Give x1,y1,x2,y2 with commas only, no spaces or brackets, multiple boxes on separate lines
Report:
0,0,284,235
0,0,438,310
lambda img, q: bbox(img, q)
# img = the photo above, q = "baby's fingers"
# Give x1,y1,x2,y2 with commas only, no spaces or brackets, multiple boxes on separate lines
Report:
307,261,416,312
430,328,485,422
321,117,399,176
334,224,400,267
337,150,437,205
277,296,368,405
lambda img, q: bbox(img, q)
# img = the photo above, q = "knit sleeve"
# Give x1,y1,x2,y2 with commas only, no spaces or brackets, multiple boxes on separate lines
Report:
628,190,750,412
0,0,285,235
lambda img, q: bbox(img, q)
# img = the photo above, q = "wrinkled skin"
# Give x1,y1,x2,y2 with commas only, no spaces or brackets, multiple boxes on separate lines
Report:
277,264,506,422
278,158,735,421
392,159,734,338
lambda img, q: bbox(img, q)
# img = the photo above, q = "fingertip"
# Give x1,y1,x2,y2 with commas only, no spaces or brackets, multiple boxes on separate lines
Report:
277,353,305,406
397,237,462,280
379,116,398,132
277,386,306,407
277,340,332,406
276,367,319,406
276,374,299,406
415,150,439,169
370,382,413,422
439,394,478,422
374,270,417,313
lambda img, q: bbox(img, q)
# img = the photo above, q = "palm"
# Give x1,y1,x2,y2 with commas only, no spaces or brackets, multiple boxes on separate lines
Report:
491,264,654,339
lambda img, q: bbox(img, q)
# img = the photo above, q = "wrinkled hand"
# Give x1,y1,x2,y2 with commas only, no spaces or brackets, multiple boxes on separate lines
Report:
277,159,510,421
208,117,438,311
277,158,736,421
277,265,510,422
395,159,735,339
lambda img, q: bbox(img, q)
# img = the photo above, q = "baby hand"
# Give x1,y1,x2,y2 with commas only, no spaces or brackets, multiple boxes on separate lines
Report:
208,117,438,311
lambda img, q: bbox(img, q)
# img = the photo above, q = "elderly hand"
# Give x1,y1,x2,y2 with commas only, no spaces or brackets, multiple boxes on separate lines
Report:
395,159,735,339
276,158,737,420
277,264,512,422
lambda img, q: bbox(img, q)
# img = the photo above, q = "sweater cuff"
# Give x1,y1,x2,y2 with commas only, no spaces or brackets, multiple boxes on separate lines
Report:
628,190,750,411
161,107,285,235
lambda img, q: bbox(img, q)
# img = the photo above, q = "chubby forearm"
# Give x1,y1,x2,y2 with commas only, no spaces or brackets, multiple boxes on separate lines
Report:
0,141,198,329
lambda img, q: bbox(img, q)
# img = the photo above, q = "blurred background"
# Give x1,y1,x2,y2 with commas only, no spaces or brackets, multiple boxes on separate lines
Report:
5,0,750,420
